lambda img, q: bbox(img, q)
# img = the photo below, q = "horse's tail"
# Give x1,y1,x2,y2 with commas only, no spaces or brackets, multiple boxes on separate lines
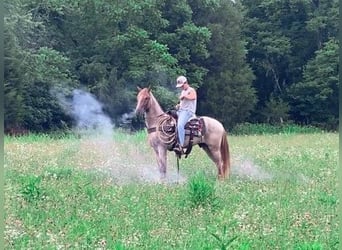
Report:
220,132,230,178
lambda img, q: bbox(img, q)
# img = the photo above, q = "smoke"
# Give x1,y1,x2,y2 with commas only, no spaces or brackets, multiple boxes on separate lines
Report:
56,88,307,185
71,89,114,137
232,158,273,180
55,88,114,137
53,87,184,184
119,110,136,129
232,156,310,183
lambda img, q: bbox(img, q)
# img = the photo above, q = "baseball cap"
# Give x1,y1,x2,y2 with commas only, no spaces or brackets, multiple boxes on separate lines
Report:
176,76,187,88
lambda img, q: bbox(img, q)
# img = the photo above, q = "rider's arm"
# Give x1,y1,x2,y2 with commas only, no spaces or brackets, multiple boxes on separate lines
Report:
179,88,197,100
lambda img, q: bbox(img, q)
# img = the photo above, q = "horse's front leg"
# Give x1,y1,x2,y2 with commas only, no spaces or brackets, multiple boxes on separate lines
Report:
153,146,168,179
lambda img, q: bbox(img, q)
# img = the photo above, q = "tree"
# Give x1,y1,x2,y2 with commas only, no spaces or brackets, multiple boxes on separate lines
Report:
287,38,338,129
261,95,290,124
242,0,310,101
195,0,256,129
242,0,338,125
4,0,77,132
4,0,339,132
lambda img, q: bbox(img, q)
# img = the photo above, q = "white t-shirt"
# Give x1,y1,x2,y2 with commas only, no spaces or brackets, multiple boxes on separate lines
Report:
179,87,197,114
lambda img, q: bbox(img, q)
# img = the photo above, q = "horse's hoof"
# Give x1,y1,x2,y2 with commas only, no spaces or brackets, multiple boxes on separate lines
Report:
159,173,166,181
218,175,225,181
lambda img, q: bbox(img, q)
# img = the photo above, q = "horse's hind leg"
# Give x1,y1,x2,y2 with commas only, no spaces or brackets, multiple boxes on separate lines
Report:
201,145,224,179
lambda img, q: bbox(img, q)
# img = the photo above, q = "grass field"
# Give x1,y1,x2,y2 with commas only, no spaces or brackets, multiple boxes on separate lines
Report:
4,130,339,249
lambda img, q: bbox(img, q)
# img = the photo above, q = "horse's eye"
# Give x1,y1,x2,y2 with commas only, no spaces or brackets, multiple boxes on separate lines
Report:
143,96,150,103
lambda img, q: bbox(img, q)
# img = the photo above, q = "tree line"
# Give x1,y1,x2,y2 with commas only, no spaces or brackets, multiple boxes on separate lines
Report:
4,0,339,133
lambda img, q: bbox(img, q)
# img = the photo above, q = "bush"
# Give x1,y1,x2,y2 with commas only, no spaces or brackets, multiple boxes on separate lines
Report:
187,172,217,208
20,175,43,202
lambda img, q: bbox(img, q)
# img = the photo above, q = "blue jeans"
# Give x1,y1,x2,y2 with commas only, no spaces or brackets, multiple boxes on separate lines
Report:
177,110,194,146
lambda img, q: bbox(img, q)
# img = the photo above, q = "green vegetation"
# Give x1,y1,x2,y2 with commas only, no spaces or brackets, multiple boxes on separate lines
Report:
187,171,218,208
5,131,338,249
231,123,323,135
4,0,338,133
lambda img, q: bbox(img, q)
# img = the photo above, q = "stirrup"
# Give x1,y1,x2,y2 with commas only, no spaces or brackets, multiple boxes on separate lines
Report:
173,144,184,155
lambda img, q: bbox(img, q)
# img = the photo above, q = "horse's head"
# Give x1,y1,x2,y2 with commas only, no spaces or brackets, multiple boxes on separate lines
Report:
135,87,152,115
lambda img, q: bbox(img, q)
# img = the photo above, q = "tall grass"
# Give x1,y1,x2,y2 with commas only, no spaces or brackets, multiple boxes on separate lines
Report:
187,172,217,208
231,122,324,135
4,130,339,249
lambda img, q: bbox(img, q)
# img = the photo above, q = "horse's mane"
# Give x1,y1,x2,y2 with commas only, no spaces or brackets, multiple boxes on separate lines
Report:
148,90,164,114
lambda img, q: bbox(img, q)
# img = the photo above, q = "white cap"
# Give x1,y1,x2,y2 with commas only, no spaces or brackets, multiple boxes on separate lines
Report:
176,76,187,88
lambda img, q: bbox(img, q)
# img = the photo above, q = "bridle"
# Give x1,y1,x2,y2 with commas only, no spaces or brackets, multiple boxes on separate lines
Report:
136,91,152,114
137,90,177,145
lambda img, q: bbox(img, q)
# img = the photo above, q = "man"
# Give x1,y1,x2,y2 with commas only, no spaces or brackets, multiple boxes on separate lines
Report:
174,75,197,154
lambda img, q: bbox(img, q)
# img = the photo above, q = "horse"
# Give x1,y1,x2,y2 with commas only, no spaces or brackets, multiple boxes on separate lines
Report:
135,87,230,180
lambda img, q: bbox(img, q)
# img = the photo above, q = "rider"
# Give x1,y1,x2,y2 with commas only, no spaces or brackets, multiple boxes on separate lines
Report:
174,75,197,154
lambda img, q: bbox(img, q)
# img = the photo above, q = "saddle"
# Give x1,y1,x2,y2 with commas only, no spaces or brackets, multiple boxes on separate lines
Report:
167,110,205,157
184,117,205,139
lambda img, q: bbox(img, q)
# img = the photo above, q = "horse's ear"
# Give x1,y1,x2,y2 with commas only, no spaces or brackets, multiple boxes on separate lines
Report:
137,86,142,91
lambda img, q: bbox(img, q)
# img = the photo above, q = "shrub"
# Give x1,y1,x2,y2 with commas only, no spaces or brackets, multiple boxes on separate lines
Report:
187,172,217,207
20,175,43,202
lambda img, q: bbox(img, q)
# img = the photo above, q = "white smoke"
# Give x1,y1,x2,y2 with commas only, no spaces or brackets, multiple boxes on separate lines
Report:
53,87,184,184
71,89,114,137
55,88,114,138
232,158,273,180
119,110,136,129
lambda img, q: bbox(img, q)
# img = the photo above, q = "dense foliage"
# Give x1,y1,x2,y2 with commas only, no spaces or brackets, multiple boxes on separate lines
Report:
4,0,338,133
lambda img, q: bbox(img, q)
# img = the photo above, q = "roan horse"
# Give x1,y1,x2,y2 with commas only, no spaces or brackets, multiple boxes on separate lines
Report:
135,87,230,180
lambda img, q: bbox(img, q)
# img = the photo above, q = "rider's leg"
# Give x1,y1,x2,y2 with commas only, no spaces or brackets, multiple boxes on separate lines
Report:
177,110,193,147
